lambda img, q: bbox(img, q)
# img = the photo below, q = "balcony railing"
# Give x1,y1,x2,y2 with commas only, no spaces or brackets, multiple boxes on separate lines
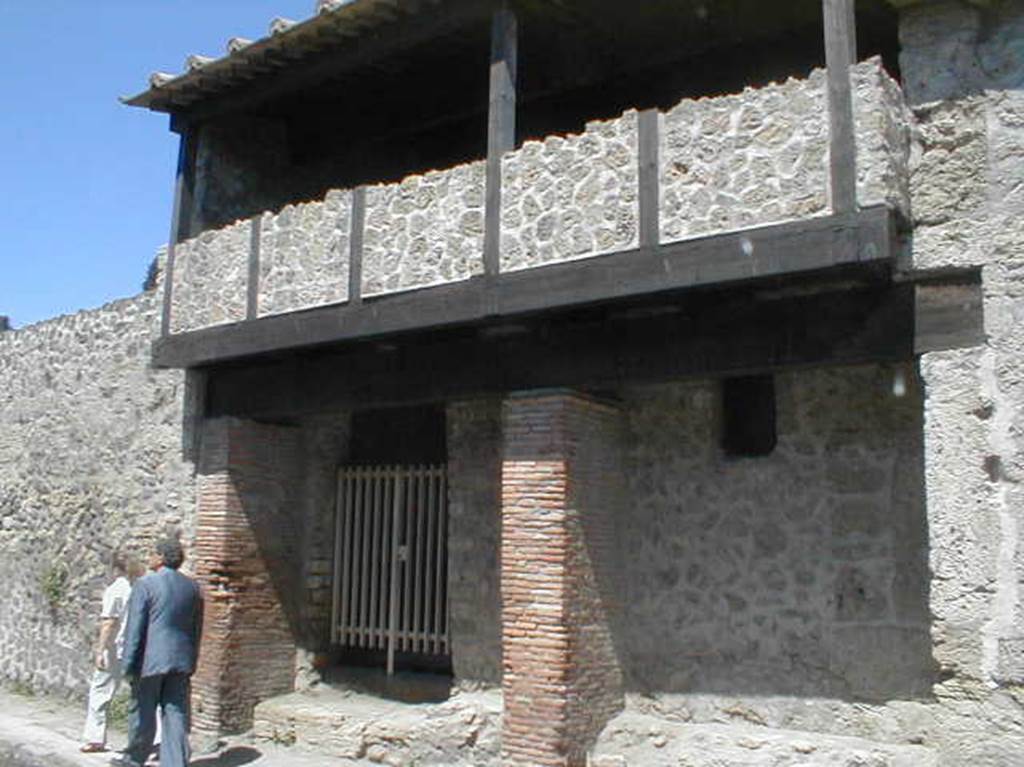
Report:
165,58,909,340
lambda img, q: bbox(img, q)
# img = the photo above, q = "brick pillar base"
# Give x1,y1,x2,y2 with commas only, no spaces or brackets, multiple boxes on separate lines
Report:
501,391,625,767
192,417,302,734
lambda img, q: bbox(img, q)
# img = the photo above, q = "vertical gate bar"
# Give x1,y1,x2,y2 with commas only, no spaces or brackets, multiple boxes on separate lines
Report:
360,469,374,648
349,470,364,647
388,472,404,675
369,470,384,649
344,473,356,646
415,469,430,653
424,467,439,654
331,472,343,645
434,469,448,655
334,471,351,646
380,471,393,648
402,469,417,651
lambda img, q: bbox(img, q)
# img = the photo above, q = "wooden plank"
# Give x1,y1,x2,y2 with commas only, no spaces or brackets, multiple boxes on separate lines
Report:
153,206,894,368
161,126,197,337
205,282,917,419
637,109,660,248
823,0,858,215
484,4,518,277
349,187,366,305
246,215,261,320
914,276,985,354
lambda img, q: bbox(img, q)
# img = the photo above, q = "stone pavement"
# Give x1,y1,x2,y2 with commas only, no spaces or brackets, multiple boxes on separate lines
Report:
0,688,355,767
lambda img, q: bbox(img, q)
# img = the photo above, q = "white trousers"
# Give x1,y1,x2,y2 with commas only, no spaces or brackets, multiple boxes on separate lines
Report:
82,654,162,747
82,657,121,745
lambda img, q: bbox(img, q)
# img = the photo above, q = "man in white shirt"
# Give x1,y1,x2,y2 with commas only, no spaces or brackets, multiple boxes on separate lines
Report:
80,551,142,753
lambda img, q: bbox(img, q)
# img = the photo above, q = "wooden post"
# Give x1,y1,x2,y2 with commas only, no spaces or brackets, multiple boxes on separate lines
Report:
162,120,197,337
246,215,261,320
483,3,518,277
823,0,858,216
349,187,366,305
637,109,660,249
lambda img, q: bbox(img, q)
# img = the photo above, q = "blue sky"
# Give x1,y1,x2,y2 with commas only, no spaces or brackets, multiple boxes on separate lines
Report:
0,1,313,328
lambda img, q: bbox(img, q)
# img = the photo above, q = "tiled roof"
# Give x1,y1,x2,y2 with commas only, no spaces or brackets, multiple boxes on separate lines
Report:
122,0,436,114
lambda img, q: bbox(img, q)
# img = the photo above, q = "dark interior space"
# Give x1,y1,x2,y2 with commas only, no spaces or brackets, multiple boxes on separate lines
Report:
721,375,778,457
348,404,447,466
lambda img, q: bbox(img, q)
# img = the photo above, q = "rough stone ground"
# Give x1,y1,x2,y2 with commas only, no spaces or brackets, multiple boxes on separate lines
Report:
0,688,350,767
591,711,938,767
253,685,502,766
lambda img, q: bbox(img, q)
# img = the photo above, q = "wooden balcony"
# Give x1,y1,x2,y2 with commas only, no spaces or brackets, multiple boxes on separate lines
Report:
154,58,912,369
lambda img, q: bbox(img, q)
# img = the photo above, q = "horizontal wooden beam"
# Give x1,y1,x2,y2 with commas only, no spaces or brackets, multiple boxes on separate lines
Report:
205,282,915,418
152,206,896,369
912,271,985,354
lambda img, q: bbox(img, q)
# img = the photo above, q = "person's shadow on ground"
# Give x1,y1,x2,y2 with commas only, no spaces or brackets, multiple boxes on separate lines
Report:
190,746,262,766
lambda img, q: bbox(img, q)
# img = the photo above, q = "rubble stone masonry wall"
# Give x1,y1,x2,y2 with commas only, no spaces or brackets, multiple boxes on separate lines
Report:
257,191,351,318
363,161,486,295
0,285,196,695
446,399,503,686
619,366,931,700
500,112,639,271
171,219,251,333
660,58,909,244
899,0,1024,688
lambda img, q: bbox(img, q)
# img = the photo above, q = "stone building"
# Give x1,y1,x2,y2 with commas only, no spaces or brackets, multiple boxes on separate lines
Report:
1,0,1022,765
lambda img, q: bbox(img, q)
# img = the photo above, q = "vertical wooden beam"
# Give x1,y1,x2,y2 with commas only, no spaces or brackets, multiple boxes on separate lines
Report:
483,3,518,277
349,187,366,305
161,123,197,337
823,0,858,216
637,109,661,249
246,215,261,320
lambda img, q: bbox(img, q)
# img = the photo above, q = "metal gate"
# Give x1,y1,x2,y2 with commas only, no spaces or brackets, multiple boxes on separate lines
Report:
331,465,449,674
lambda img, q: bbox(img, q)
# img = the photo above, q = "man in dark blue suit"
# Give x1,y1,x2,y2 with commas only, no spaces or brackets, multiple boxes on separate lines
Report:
112,538,203,767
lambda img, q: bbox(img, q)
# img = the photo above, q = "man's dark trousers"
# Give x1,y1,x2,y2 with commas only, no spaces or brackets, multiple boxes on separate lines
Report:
120,565,203,767
126,673,190,766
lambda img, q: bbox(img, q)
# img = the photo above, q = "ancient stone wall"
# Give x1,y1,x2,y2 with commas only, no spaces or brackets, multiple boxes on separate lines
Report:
0,284,196,695
660,58,909,244
618,364,932,700
898,0,1024,688
446,399,503,686
171,219,250,333
258,192,351,318
363,162,486,295
500,112,639,271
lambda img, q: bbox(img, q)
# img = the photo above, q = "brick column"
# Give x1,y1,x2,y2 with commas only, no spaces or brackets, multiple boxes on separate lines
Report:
192,417,302,734
501,391,625,767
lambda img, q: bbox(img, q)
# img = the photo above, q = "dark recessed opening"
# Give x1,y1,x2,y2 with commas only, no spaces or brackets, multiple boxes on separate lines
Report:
349,404,447,466
721,375,777,457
